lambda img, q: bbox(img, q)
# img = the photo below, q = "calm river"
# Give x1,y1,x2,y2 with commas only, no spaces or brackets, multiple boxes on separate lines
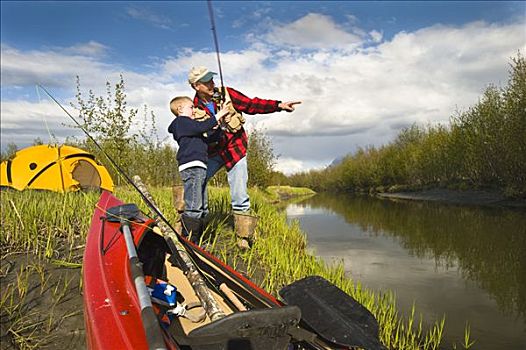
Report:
285,193,525,350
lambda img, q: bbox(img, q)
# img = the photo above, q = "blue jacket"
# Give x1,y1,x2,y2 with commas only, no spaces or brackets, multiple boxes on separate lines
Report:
168,115,220,171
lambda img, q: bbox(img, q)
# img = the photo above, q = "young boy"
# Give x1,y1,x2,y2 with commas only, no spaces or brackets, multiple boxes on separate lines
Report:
168,96,227,244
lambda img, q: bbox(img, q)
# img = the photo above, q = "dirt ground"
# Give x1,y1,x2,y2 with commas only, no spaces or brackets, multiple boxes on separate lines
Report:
0,226,249,350
0,248,85,349
377,188,526,208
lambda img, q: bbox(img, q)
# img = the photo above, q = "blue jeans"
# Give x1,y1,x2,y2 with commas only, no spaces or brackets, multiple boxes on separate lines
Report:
180,167,207,220
204,155,250,214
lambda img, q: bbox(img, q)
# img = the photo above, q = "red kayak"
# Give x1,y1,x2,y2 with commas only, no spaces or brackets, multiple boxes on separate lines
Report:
82,191,303,350
82,191,384,350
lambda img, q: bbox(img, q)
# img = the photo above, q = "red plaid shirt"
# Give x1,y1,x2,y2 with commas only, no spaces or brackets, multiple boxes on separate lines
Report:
193,87,281,170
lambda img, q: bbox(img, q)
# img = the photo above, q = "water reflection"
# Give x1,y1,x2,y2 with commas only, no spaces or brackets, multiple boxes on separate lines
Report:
286,193,526,349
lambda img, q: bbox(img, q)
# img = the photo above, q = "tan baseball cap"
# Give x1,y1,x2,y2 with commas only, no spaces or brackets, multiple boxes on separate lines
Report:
188,66,217,84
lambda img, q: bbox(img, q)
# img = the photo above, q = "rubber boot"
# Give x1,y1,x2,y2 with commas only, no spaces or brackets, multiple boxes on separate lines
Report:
172,185,185,213
233,212,258,250
181,215,203,245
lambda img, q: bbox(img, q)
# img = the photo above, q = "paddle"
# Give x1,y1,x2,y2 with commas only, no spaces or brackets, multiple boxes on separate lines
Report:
279,276,386,350
106,204,167,350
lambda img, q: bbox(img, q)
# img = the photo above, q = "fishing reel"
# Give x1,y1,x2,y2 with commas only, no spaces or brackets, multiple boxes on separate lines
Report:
211,87,225,104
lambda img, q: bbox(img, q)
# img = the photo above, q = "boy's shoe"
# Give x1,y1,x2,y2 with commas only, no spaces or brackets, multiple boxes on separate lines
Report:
181,214,203,244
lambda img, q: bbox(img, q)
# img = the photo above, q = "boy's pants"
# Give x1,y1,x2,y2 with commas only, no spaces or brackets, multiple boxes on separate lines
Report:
180,167,207,219
204,155,250,215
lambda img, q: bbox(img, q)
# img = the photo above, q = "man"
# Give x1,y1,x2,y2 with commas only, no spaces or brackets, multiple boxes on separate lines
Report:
188,66,301,249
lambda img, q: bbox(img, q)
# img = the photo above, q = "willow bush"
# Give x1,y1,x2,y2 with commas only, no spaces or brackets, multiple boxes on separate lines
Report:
289,53,526,197
247,129,276,188
66,75,179,188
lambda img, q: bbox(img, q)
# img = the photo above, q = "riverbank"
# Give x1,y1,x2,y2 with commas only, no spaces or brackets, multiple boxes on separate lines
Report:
377,188,526,208
265,185,316,201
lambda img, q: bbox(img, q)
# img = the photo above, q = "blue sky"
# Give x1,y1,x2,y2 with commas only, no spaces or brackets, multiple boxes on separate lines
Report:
1,1,525,173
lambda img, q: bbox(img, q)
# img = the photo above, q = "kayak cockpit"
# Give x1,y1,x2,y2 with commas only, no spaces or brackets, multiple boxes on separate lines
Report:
136,226,302,350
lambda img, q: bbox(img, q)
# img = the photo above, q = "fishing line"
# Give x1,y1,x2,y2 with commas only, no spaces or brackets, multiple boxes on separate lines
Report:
33,6,226,271
35,84,56,145
37,84,225,304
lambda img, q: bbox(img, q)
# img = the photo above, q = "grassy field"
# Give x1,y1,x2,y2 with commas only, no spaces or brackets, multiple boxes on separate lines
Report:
0,186,469,349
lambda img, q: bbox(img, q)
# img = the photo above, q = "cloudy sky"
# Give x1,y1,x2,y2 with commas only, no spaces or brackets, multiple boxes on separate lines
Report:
1,1,525,174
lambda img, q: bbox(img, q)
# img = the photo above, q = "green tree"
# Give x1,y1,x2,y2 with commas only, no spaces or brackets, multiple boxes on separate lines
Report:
288,53,525,197
269,171,289,186
0,143,18,162
500,53,526,195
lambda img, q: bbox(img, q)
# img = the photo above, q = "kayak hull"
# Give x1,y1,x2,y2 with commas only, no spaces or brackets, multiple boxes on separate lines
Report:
83,191,172,349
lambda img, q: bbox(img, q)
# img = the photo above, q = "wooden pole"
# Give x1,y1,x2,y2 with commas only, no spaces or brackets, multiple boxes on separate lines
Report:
133,175,226,322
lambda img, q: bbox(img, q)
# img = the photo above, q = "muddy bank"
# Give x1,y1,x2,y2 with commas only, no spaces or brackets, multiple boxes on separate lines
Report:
377,188,526,208
0,247,85,349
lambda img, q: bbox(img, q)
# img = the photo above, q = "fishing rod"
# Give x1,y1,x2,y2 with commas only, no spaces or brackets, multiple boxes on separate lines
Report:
207,0,226,101
37,84,227,322
37,84,163,219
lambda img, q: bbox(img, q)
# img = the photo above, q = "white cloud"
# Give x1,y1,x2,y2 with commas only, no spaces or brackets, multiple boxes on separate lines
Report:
64,41,109,57
161,49,269,83
264,13,364,50
250,20,525,141
275,157,328,175
0,100,85,146
126,6,173,30
369,30,383,43
0,43,117,88
1,17,524,174
274,158,305,175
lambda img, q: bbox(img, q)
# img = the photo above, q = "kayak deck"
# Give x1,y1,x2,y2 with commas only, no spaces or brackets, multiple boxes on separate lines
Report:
163,255,235,334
